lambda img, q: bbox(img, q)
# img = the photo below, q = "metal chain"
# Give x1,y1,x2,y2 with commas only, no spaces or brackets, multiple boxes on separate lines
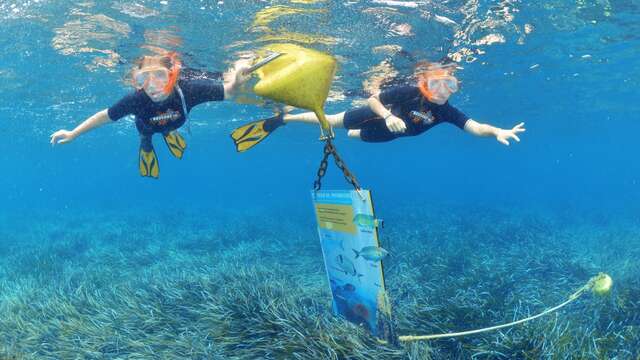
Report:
331,142,361,190
313,139,361,191
313,141,332,191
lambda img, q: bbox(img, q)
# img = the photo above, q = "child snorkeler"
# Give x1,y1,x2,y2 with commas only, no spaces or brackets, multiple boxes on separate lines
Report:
230,61,525,150
50,52,251,178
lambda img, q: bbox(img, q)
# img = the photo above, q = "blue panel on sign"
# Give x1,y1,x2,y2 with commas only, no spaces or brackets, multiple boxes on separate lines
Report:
311,189,394,341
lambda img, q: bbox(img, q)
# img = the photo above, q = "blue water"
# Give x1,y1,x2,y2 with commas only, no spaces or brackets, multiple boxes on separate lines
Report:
1,1,639,358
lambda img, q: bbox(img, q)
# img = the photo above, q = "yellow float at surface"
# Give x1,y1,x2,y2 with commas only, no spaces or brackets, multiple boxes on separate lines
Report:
253,43,336,137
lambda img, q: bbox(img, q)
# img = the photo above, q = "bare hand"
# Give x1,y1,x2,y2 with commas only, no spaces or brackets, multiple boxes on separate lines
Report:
385,115,406,134
233,59,252,85
50,129,76,146
496,122,526,146
235,66,252,85
223,59,252,92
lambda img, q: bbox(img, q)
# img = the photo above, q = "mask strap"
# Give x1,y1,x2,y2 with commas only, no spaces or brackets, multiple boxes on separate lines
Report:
418,80,434,101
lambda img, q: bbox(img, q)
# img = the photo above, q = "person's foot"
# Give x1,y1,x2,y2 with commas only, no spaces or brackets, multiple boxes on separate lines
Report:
264,111,285,131
279,105,298,123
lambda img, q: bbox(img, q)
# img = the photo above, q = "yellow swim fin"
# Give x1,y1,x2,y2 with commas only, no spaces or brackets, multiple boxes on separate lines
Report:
139,137,159,179
163,131,187,159
230,114,284,152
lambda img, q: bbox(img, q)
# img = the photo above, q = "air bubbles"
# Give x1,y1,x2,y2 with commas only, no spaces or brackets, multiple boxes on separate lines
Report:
472,34,505,46
388,23,413,37
433,14,457,27
524,24,534,34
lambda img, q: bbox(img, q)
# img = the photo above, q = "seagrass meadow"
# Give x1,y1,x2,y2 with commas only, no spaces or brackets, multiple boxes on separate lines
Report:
0,205,637,359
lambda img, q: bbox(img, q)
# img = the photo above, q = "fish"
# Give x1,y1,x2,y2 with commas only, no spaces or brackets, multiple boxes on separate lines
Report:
352,213,383,229
351,303,371,320
334,254,363,279
343,283,356,292
353,246,389,262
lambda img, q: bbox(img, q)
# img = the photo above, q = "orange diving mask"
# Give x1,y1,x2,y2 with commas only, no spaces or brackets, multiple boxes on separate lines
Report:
132,53,181,96
427,76,458,93
417,65,459,101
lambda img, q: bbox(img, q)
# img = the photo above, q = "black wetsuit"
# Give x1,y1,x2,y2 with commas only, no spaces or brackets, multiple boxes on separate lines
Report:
107,69,224,149
343,86,469,142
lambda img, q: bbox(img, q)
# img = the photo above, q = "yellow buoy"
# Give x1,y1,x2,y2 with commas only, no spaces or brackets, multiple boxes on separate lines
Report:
591,273,613,296
252,43,337,138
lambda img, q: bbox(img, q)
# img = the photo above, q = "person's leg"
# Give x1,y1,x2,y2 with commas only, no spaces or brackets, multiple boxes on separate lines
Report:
139,133,154,152
347,129,362,139
342,107,398,143
282,106,390,143
283,111,346,128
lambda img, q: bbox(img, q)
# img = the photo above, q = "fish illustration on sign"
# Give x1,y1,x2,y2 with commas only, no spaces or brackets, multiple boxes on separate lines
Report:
333,254,364,280
352,214,383,230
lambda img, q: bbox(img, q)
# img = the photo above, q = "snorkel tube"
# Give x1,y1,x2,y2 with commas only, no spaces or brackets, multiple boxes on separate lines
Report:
163,52,181,95
418,77,435,101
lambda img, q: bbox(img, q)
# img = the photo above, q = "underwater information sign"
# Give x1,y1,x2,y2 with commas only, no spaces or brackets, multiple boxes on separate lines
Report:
311,190,395,342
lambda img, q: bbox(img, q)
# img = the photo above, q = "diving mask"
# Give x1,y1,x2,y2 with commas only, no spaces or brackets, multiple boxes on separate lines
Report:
427,76,459,94
132,53,181,96
133,67,171,91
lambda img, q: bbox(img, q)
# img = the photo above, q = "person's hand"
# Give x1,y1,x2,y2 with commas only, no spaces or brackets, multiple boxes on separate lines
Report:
496,122,526,146
385,114,406,133
235,66,251,86
233,59,252,86
50,129,76,146
223,59,252,92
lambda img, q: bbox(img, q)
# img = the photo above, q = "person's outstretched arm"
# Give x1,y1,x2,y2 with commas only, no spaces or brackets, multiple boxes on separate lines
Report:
464,119,526,146
50,109,111,145
367,93,408,134
223,60,252,99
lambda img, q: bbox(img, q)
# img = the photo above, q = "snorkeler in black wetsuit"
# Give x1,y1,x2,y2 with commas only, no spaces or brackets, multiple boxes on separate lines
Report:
338,84,470,142
230,61,526,150
50,53,251,178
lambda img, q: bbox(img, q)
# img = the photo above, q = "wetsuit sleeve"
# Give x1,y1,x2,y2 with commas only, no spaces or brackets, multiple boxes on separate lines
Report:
378,86,420,106
441,103,470,129
183,79,225,108
107,93,140,121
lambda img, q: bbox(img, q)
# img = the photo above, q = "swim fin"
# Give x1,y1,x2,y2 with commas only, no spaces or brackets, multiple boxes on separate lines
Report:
230,113,284,152
139,136,159,179
163,130,187,159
